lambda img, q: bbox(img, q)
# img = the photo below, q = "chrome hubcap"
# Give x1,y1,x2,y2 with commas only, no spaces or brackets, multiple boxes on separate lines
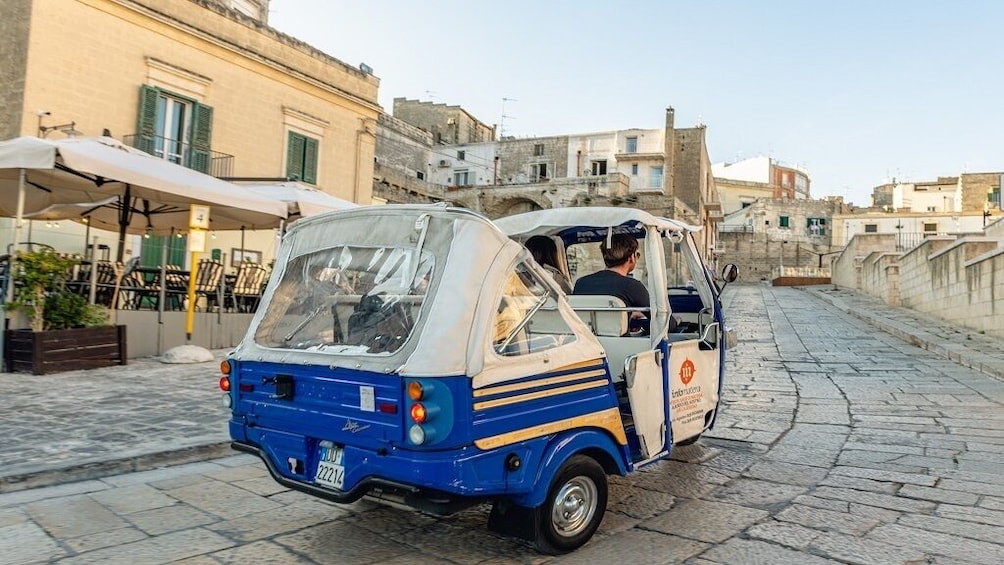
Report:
551,476,597,537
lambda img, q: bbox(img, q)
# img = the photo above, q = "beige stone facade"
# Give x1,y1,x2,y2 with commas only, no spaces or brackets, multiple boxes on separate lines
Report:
1,0,379,204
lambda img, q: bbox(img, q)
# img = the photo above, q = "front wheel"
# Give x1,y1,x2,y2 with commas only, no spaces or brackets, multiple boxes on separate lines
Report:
534,455,607,554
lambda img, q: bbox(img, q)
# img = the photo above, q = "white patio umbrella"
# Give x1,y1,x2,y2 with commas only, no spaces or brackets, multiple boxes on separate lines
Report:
0,136,288,260
238,181,359,218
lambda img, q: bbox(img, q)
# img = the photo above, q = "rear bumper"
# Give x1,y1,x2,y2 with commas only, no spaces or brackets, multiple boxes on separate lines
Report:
231,441,486,515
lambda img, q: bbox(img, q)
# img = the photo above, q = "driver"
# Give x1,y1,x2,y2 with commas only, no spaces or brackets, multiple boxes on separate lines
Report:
572,233,649,331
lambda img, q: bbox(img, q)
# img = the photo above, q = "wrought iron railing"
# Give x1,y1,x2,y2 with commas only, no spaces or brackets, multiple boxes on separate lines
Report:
123,134,234,178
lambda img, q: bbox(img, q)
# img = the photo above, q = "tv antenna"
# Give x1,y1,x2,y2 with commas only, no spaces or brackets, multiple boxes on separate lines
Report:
500,97,517,138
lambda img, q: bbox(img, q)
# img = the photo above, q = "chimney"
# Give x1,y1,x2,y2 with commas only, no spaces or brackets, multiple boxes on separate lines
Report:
663,107,676,196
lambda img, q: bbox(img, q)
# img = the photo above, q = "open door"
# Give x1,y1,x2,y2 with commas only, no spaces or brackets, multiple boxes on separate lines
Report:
624,349,666,460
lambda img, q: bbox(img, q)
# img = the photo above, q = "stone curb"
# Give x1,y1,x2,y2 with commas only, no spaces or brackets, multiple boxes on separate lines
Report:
0,441,235,494
803,287,1004,382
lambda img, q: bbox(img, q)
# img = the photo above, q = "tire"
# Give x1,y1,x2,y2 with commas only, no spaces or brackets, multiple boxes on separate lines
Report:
534,454,607,554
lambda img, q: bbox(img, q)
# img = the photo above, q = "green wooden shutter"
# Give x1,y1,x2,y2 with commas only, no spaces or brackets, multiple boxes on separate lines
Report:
286,132,305,181
303,136,318,184
190,103,213,174
136,85,159,155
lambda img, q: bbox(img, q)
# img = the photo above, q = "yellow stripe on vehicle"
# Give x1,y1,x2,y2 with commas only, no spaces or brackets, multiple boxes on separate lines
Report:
473,369,607,398
475,407,628,450
472,379,608,411
549,358,605,373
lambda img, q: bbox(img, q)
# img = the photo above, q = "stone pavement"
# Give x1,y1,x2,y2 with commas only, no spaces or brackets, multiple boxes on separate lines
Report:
0,351,232,492
1,285,1003,563
805,285,1004,382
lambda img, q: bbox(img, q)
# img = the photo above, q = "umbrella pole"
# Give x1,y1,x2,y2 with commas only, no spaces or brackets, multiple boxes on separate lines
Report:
158,229,171,324
116,186,131,263
82,217,91,257
88,236,98,305
239,226,245,267
7,169,26,302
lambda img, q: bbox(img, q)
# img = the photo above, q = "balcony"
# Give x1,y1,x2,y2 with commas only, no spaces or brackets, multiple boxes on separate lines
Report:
123,134,234,178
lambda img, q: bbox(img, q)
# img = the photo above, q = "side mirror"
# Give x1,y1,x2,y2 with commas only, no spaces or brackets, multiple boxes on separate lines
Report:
722,263,739,284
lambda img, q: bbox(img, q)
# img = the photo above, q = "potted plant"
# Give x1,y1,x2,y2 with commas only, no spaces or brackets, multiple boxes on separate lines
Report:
4,248,125,374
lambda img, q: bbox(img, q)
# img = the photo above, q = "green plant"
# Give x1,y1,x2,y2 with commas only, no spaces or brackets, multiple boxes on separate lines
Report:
6,249,106,331
44,291,109,330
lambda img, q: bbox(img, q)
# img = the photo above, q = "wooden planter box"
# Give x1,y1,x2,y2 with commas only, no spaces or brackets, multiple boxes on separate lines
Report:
5,326,127,375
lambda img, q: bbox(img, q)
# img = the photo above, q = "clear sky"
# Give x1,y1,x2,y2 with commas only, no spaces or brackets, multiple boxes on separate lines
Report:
268,0,1003,207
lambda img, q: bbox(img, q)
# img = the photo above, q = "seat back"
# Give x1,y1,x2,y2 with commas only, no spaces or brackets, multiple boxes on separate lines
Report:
567,295,628,337
233,264,268,296
194,260,223,292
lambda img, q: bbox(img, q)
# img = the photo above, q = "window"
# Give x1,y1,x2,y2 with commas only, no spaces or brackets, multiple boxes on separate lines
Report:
927,206,937,212
136,85,213,173
591,160,607,176
457,150,466,161
454,170,471,186
990,187,1001,208
625,136,638,153
494,263,575,357
530,163,548,182
779,216,790,228
631,164,638,176
533,144,544,157
923,223,938,233
255,245,433,354
741,201,752,208
864,224,878,233
416,171,425,180
807,217,826,235
286,132,319,184
649,166,663,189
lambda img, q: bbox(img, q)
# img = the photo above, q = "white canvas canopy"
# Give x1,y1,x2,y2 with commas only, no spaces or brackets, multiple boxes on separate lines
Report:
0,136,288,240
234,205,603,384
237,181,359,218
496,207,687,350
495,207,701,238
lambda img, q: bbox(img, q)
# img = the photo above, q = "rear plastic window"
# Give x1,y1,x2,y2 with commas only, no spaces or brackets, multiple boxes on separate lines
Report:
255,245,433,355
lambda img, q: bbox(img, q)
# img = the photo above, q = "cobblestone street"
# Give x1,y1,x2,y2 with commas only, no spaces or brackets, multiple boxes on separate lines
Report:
2,285,1003,564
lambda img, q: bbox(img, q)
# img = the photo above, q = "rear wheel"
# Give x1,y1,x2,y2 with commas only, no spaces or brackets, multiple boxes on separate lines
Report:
534,455,607,554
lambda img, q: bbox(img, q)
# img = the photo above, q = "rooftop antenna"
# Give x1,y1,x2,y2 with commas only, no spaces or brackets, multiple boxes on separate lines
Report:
500,97,517,138
424,90,437,101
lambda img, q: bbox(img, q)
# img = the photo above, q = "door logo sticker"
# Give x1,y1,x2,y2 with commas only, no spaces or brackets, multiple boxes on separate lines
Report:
679,358,695,385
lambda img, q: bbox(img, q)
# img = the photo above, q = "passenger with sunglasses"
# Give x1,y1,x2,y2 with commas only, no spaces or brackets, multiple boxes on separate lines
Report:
572,234,650,334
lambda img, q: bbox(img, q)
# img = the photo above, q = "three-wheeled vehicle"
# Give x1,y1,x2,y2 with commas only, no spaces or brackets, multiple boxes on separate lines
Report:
221,204,737,553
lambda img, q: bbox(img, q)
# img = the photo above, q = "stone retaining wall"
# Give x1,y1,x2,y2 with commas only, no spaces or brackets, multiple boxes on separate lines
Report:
833,232,1004,339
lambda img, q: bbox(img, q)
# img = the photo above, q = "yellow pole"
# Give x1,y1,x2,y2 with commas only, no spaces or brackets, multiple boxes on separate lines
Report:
185,251,198,342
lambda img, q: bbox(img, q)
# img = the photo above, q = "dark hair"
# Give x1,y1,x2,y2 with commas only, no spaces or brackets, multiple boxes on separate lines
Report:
600,233,638,268
526,235,560,269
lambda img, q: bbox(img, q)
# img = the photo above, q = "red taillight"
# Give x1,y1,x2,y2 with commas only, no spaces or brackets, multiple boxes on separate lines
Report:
410,403,427,423
219,376,231,392
378,402,398,414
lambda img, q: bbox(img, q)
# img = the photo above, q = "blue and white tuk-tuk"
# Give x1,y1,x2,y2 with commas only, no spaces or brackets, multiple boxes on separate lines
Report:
221,204,737,553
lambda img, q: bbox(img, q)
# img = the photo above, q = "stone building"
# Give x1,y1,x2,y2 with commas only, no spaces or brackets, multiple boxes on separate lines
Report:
391,98,495,145
868,173,1002,214
0,0,379,264
377,104,722,259
717,197,848,280
712,156,811,215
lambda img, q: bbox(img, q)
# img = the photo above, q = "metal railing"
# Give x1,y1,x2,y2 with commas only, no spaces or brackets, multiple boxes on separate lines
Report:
123,134,234,178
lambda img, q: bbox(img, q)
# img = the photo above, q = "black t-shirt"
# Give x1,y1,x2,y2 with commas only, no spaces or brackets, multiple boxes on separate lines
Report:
572,270,650,308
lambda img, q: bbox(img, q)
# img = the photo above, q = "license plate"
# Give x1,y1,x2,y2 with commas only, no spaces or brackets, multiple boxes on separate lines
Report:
314,446,345,490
